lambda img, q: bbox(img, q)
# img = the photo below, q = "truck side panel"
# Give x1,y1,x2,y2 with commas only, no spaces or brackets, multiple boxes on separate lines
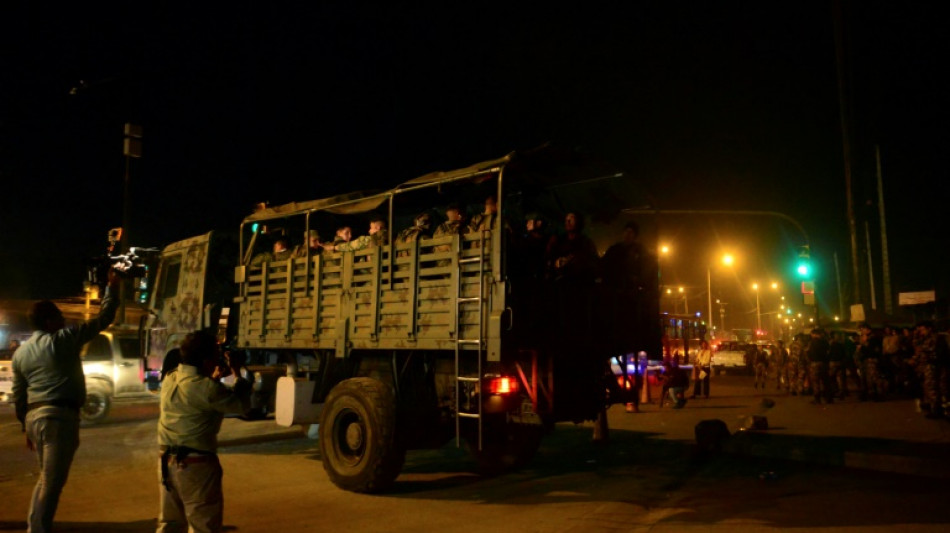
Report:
238,233,498,357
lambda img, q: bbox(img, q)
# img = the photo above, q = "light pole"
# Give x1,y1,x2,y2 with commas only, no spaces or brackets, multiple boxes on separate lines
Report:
707,253,735,338
678,286,688,314
752,283,762,334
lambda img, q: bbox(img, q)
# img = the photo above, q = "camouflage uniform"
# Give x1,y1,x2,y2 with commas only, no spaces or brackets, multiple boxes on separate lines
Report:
787,338,804,395
433,218,469,265
752,348,768,389
913,330,940,414
856,330,885,400
773,344,788,390
806,332,832,403
396,214,431,258
335,230,388,252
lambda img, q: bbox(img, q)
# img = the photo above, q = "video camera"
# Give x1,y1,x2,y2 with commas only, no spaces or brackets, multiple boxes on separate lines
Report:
86,227,159,290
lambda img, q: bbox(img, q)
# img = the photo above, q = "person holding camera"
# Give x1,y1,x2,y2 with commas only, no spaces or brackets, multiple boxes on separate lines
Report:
12,267,120,533
157,330,251,533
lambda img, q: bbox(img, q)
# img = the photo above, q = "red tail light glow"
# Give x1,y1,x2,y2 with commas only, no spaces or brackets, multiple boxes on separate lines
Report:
487,376,518,395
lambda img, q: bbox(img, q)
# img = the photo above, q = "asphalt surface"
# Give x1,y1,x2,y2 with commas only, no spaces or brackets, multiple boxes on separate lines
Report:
606,370,950,478
1,372,949,532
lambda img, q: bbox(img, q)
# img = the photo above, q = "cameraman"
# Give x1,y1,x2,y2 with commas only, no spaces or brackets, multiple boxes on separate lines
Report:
157,329,251,533
12,267,120,532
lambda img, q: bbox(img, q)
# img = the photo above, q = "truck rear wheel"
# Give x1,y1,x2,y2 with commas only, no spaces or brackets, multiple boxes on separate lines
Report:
319,378,405,493
81,385,111,424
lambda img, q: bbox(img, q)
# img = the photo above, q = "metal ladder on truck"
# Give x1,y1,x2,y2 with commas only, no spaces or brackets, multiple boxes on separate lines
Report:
454,230,489,450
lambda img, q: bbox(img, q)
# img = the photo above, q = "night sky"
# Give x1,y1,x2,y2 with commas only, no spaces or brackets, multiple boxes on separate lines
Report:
2,2,947,326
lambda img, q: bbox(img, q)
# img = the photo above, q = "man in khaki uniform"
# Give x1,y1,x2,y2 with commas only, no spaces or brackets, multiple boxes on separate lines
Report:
157,330,251,533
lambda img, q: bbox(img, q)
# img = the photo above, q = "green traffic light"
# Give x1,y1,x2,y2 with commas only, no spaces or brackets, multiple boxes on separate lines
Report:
797,263,810,277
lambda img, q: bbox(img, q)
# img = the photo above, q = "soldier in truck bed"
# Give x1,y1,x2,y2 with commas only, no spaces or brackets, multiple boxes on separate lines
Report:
292,229,323,258
325,218,388,252
249,236,292,266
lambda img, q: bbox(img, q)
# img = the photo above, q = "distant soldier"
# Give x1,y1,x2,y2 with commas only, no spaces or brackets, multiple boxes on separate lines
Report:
787,334,804,396
883,325,901,391
856,322,885,401
912,321,945,418
752,345,768,390
773,340,789,391
828,332,847,398
806,328,833,404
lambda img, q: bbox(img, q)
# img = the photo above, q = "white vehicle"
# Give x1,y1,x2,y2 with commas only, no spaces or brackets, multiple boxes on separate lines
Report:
79,327,157,423
0,352,14,403
712,341,750,369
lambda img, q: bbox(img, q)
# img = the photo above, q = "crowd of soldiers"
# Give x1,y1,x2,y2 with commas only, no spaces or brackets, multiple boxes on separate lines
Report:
248,196,503,266
762,322,950,419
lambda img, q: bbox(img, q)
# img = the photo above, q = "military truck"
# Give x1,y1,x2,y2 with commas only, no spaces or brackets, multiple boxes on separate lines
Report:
143,149,657,493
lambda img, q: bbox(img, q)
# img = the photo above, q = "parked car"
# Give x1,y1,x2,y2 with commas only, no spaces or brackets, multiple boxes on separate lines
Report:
712,341,751,371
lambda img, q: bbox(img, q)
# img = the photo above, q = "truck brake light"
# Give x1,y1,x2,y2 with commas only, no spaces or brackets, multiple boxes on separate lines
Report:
487,376,518,395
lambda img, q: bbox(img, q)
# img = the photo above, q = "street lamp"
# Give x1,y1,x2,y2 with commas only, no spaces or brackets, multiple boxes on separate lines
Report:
678,286,688,313
707,253,735,338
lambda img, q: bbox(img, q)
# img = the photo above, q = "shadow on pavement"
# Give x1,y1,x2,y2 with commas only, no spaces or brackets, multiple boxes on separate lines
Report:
0,520,155,532
385,425,950,528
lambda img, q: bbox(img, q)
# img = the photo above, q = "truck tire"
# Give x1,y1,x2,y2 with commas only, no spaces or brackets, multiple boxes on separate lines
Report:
319,378,405,493
81,385,111,424
467,420,543,476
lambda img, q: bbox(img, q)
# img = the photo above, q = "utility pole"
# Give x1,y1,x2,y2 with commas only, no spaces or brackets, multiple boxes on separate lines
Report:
118,123,142,324
834,251,845,319
833,0,863,306
876,145,893,315
865,221,877,311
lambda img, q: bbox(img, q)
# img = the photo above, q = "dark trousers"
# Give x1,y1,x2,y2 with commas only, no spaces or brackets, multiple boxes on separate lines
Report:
693,366,710,397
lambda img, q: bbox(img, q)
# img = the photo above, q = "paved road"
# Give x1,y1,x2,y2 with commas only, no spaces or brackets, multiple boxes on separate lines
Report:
1,375,949,532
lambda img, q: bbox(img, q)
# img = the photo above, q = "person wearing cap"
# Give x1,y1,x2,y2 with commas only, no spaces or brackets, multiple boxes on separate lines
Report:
12,268,120,532
433,203,468,240
157,329,251,532
433,203,469,262
293,229,323,258
396,212,432,258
